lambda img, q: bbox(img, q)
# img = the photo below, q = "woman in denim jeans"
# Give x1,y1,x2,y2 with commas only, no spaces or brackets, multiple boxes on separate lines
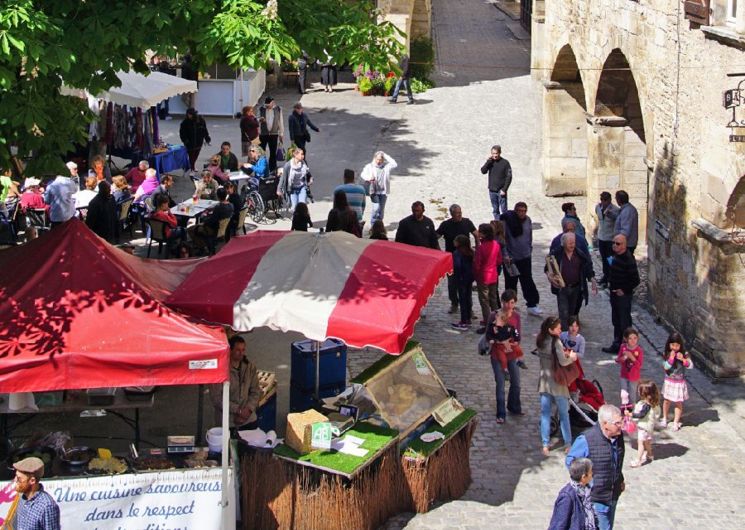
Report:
279,147,312,212
537,316,576,456
486,290,523,424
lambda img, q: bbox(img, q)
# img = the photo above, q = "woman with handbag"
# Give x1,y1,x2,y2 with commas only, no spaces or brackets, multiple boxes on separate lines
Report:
537,316,579,456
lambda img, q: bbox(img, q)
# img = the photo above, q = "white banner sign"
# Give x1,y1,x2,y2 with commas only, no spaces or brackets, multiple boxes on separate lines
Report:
0,468,234,529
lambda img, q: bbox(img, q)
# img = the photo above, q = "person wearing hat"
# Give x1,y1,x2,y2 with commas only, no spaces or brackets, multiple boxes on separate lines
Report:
5,456,60,529
258,96,284,172
19,178,47,213
179,108,211,174
65,161,79,188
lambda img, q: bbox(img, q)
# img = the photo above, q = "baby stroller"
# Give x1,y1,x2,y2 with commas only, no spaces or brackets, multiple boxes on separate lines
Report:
551,359,605,437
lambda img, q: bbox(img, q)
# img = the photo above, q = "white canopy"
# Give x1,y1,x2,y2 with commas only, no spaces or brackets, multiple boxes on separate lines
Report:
62,70,198,109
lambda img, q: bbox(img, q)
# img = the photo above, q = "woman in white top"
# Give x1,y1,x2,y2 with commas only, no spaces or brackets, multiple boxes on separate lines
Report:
360,151,397,223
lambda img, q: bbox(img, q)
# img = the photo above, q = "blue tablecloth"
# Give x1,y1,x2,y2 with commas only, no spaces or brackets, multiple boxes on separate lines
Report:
149,145,190,176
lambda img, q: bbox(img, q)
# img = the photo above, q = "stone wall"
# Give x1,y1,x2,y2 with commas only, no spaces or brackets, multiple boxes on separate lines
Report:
532,0,745,376
378,0,432,52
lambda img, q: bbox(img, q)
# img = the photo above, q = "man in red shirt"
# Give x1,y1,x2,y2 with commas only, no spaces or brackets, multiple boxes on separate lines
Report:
125,160,150,192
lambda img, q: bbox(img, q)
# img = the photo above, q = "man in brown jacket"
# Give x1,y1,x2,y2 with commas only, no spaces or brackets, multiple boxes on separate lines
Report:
210,335,261,431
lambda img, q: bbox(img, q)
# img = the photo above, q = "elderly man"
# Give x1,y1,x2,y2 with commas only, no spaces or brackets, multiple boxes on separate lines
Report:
209,335,261,433
566,404,625,530
196,170,219,201
550,218,590,256
44,173,78,226
65,160,80,188
258,96,284,172
480,145,512,219
594,191,620,287
8,457,61,529
501,202,543,316
437,204,479,314
546,232,597,329
614,190,639,255
125,160,149,192
602,234,641,354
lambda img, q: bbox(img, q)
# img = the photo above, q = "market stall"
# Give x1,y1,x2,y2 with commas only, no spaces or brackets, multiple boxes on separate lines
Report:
166,230,477,528
62,70,196,170
0,219,237,529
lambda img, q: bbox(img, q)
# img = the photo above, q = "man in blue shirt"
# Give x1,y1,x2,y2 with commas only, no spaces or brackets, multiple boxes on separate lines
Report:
334,169,366,224
566,404,626,530
43,175,77,226
8,457,60,530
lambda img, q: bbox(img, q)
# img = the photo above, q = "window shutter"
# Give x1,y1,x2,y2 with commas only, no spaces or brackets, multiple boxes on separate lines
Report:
684,0,711,25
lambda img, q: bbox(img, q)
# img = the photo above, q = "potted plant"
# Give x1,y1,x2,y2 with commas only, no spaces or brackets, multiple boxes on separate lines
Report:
384,74,397,97
358,76,373,96
371,76,385,96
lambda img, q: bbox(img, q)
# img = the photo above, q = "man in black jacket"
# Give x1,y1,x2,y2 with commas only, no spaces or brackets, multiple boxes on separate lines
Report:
602,234,641,353
179,108,211,173
288,102,320,155
546,232,597,329
480,145,512,219
395,201,439,250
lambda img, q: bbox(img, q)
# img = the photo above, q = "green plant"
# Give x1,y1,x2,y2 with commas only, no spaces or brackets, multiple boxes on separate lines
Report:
410,36,434,80
357,76,373,93
410,77,435,94
371,76,385,94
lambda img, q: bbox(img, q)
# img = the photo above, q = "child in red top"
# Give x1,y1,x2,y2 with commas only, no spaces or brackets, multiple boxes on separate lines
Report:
616,327,643,408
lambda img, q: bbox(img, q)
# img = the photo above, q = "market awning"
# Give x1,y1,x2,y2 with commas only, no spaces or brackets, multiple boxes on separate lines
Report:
166,231,453,354
0,219,229,393
61,70,198,109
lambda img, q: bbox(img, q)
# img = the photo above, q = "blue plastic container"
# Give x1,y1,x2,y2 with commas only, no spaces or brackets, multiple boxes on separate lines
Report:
290,339,347,391
257,392,277,432
289,382,346,413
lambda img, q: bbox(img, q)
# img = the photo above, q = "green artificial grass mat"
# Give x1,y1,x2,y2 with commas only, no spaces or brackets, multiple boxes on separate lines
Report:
350,341,420,384
403,408,477,459
273,422,399,475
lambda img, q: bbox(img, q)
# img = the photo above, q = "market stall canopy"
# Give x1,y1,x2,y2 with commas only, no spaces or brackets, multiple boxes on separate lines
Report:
166,231,453,354
61,70,198,109
0,219,229,393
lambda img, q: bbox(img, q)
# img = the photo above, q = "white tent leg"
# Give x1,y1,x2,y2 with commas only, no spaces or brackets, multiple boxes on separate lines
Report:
221,380,230,529
315,340,320,400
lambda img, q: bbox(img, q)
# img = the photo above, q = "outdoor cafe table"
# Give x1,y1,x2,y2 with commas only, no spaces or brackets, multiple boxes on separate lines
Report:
0,389,155,449
171,199,219,223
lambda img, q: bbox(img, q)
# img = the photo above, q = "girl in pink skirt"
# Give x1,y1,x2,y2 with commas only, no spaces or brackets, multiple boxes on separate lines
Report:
661,332,693,431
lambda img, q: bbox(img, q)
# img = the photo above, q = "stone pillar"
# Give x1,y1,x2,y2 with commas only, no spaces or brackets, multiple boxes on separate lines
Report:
411,0,432,39
542,81,589,196
737,0,745,34
530,1,549,82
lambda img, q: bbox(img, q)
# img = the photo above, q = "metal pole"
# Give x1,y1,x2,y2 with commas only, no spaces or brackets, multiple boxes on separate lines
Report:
196,384,204,445
220,381,230,528
315,340,320,401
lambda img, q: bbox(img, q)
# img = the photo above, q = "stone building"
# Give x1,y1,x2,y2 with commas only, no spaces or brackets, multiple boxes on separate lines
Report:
377,0,432,51
531,0,745,376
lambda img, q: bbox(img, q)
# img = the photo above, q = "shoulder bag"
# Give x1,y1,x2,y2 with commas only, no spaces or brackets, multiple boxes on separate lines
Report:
551,340,580,386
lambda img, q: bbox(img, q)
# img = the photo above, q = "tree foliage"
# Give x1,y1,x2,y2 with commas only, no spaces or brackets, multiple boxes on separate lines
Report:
0,0,403,175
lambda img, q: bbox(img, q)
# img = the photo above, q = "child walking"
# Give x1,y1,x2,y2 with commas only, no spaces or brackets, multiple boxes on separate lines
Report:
662,331,693,431
450,234,474,331
628,380,660,467
616,327,643,409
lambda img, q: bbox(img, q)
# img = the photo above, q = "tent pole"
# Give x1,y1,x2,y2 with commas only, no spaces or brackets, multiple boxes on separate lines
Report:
315,340,320,401
220,381,230,528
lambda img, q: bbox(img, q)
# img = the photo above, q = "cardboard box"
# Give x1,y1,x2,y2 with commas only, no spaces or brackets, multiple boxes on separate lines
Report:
285,409,328,454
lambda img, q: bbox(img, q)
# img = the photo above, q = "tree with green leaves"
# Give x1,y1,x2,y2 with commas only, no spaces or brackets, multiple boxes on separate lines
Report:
0,0,402,175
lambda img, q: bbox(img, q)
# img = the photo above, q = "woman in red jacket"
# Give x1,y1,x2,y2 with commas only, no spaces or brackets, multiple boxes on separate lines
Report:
474,223,502,334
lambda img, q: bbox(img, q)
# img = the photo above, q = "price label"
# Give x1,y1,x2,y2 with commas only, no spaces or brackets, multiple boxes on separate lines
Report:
413,352,431,376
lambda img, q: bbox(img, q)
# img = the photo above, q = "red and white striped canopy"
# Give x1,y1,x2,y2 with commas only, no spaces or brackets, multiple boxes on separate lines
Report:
166,230,452,354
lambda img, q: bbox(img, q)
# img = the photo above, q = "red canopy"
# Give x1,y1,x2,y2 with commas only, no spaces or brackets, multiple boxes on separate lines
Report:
0,219,229,393
167,231,453,354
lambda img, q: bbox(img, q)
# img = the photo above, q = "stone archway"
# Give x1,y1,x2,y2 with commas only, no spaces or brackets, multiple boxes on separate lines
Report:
588,49,649,245
542,44,589,196
726,175,745,227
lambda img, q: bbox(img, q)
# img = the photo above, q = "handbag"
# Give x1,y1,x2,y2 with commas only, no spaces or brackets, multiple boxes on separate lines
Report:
276,144,286,162
477,334,490,356
304,131,311,143
551,343,580,387
546,254,566,289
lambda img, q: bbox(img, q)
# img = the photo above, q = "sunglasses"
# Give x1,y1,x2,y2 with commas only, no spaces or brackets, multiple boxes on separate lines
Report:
612,241,623,245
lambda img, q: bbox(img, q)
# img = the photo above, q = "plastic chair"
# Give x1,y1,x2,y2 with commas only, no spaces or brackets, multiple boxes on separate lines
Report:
235,206,249,236
145,218,169,258
25,208,49,231
206,217,231,255
116,197,134,240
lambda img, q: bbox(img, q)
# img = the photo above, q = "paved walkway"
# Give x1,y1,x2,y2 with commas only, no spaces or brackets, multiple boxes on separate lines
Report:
148,1,745,528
